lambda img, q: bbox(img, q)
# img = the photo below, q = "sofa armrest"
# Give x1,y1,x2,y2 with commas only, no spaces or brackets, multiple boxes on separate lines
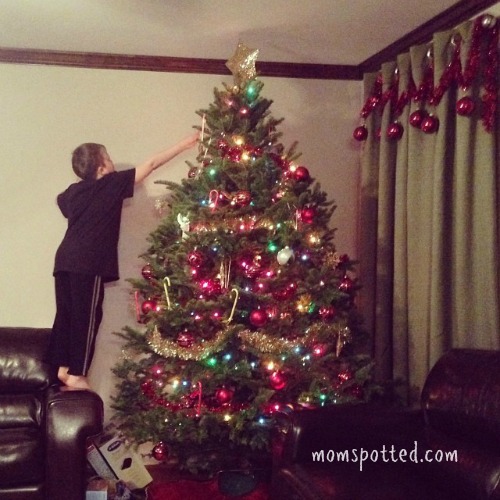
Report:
276,404,424,464
45,385,104,500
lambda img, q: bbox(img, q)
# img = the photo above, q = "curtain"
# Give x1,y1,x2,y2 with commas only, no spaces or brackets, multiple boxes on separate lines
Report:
357,15,499,403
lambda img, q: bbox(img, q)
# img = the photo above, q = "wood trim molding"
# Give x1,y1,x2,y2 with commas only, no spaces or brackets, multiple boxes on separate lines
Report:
361,0,499,72
0,47,361,80
0,0,496,80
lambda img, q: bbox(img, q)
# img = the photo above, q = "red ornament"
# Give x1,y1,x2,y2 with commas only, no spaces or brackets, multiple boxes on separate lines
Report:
177,331,194,348
300,207,316,224
269,371,287,390
293,166,310,182
152,441,168,461
387,122,404,140
199,278,222,296
312,343,328,357
409,109,427,128
353,125,368,141
141,264,154,281
232,190,252,207
141,299,158,314
456,96,475,116
228,147,242,162
338,369,353,383
150,364,165,378
187,250,205,268
249,309,267,328
339,275,354,292
346,384,364,399
217,139,229,154
188,167,199,178
318,305,336,321
239,105,250,116
420,115,439,134
215,387,234,404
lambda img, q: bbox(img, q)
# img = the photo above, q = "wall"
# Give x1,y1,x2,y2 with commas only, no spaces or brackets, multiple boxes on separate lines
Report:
0,63,362,419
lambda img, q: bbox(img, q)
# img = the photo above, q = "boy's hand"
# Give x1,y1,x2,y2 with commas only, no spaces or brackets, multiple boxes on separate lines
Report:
182,132,199,150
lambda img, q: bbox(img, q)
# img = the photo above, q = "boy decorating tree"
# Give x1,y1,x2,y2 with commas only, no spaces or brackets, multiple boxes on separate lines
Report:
47,133,198,389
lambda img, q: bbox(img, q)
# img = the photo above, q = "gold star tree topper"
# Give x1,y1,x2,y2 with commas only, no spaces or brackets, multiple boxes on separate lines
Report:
225,42,259,87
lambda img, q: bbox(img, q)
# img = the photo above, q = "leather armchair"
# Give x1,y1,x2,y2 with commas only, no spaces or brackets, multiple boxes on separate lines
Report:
271,349,500,500
0,327,104,500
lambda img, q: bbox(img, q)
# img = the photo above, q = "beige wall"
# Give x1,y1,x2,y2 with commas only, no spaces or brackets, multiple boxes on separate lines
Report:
0,63,362,419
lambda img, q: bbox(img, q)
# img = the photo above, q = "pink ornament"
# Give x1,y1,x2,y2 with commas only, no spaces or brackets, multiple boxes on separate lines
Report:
353,125,368,141
421,115,439,134
387,122,404,140
456,96,475,116
409,109,427,128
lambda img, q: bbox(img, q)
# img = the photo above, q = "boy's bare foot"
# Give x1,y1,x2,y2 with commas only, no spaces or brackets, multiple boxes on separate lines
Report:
58,366,70,384
65,374,92,390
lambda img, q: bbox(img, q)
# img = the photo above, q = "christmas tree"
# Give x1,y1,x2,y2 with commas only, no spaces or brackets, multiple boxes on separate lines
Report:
111,43,376,475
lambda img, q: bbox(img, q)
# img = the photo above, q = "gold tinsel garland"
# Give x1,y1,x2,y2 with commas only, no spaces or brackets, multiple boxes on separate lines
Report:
238,321,351,356
146,325,234,360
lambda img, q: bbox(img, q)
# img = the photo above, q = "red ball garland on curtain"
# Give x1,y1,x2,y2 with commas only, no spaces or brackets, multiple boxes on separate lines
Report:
353,15,498,138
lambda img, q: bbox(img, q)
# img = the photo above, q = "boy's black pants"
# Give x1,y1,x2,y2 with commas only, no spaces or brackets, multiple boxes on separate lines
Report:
49,272,104,376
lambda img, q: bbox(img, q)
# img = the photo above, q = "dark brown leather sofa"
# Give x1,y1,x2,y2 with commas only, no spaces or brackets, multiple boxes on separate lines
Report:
0,327,104,500
271,349,500,500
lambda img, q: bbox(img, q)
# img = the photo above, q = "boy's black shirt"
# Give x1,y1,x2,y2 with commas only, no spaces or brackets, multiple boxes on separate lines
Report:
54,169,135,282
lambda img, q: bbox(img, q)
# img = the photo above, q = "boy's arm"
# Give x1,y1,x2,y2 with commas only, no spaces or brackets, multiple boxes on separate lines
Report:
134,133,198,184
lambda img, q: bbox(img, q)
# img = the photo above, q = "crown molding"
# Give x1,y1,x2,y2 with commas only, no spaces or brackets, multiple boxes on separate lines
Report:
361,0,499,72
0,0,496,80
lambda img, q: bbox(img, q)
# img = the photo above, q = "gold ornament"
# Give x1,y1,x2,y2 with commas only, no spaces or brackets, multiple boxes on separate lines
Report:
324,251,342,269
226,42,259,87
296,294,313,314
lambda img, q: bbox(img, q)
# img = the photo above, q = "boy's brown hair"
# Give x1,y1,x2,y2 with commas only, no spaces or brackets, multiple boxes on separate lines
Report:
72,143,106,181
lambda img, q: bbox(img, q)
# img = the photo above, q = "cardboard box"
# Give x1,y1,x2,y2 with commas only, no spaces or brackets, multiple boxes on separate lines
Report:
87,426,153,490
86,478,108,500
87,441,117,481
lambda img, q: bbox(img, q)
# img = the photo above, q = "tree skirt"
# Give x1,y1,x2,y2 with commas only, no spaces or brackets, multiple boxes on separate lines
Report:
146,478,269,500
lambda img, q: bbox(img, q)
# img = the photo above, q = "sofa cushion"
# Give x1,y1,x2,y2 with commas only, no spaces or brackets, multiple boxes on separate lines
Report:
0,427,44,486
0,394,41,428
0,328,53,393
272,462,450,500
422,349,500,453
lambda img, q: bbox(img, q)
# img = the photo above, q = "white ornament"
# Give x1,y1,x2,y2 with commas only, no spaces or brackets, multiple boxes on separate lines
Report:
177,213,190,239
277,246,294,265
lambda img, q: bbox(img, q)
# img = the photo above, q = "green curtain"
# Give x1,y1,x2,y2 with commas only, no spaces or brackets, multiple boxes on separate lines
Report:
358,16,499,403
